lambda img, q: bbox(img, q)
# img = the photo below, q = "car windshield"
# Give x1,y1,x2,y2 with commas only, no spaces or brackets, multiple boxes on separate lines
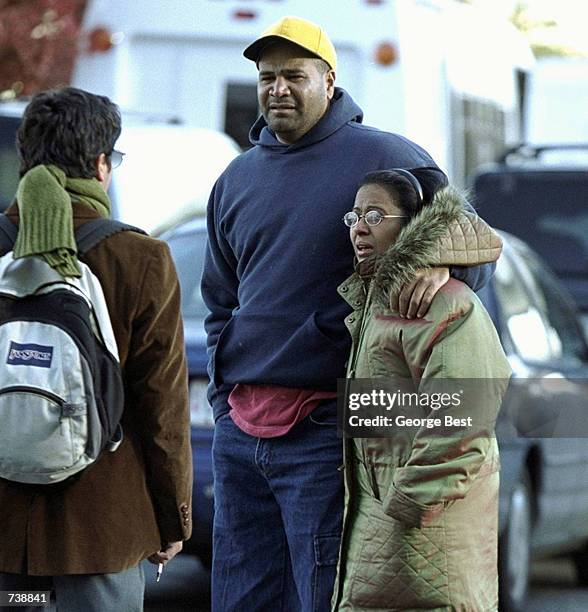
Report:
165,229,209,320
109,126,238,233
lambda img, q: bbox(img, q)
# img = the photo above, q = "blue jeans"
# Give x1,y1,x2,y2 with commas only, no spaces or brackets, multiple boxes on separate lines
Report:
0,565,144,612
212,400,344,612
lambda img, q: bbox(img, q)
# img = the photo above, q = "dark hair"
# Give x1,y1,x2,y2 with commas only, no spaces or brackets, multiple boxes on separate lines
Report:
17,87,122,178
358,168,448,219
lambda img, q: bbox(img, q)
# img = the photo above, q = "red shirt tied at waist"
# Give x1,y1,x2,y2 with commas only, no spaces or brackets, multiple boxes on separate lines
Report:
228,383,338,438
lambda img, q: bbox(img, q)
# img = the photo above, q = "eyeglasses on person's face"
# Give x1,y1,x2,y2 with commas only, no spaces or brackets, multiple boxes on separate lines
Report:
109,149,125,169
343,210,406,228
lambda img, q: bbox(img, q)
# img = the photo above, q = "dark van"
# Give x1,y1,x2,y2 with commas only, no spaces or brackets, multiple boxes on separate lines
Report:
473,144,588,317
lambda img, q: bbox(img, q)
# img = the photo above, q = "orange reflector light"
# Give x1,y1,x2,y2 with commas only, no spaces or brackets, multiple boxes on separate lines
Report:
88,27,114,53
374,42,398,66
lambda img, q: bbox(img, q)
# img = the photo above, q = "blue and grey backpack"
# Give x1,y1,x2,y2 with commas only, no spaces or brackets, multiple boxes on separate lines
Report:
0,215,144,484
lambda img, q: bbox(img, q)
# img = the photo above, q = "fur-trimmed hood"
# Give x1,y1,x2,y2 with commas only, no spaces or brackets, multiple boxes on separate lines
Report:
361,186,502,308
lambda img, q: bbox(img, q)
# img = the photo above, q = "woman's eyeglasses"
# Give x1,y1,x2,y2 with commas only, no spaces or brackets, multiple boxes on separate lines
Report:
343,210,406,228
109,149,125,169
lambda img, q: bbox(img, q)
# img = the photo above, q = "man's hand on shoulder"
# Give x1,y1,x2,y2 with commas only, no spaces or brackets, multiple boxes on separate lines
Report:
393,267,450,319
147,541,183,566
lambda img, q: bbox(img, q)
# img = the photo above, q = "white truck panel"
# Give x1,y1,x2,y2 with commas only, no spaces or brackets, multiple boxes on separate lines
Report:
72,0,531,185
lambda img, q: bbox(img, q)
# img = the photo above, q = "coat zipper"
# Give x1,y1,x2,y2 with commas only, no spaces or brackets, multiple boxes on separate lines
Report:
346,280,370,379
334,280,377,609
347,282,383,497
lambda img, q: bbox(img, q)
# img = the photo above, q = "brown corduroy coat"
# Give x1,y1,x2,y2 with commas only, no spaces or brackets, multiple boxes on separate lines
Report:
0,202,193,575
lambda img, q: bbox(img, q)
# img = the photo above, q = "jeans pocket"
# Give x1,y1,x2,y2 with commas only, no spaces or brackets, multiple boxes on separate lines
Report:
312,533,341,612
308,401,338,426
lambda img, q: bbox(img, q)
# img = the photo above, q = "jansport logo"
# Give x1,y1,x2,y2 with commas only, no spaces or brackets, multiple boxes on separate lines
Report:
7,342,53,368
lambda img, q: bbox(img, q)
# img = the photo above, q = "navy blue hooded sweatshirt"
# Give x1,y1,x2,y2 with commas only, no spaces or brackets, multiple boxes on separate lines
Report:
202,88,493,419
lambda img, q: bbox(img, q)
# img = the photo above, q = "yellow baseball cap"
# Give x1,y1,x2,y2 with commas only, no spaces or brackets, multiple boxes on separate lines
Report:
243,16,337,71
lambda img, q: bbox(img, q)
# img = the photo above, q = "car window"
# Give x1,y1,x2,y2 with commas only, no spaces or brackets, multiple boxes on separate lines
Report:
493,249,554,363
0,116,20,211
165,229,208,320
515,247,588,366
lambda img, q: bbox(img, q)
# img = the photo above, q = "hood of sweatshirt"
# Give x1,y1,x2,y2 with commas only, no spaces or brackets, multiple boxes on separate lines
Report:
249,87,363,151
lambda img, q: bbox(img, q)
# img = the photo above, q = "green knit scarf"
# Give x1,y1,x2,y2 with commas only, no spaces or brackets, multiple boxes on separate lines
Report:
14,164,111,278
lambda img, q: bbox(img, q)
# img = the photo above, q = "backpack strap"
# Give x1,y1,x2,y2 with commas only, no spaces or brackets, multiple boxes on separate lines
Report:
0,214,147,256
0,215,17,252
74,219,147,256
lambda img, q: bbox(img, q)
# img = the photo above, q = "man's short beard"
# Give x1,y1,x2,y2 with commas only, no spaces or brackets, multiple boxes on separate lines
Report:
266,116,295,131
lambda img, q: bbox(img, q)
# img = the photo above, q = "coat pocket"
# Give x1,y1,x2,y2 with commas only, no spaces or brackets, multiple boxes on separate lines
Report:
349,496,450,609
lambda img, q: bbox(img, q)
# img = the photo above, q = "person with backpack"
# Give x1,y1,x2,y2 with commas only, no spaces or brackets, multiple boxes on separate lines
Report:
0,87,192,612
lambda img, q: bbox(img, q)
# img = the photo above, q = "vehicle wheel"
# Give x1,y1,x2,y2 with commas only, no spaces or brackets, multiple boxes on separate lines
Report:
499,470,532,612
572,543,588,586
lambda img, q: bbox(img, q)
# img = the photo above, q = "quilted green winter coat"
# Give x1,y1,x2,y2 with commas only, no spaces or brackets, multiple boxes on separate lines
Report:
332,187,512,611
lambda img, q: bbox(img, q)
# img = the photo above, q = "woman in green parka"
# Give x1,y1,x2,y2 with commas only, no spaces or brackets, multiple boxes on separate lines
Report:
332,169,512,611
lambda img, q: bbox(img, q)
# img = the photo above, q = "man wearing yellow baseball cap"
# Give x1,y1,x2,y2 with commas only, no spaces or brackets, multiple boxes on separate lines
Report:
203,15,495,611
243,15,337,70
